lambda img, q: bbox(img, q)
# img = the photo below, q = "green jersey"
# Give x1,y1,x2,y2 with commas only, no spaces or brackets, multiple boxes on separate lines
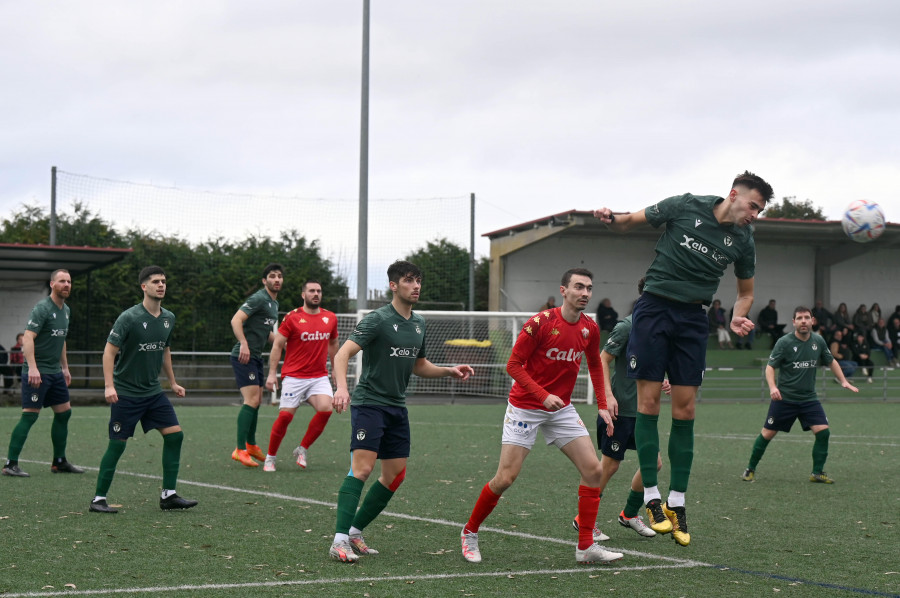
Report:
107,303,176,398
23,296,70,376
231,288,279,360
768,332,833,403
644,193,756,305
349,304,427,407
602,315,637,417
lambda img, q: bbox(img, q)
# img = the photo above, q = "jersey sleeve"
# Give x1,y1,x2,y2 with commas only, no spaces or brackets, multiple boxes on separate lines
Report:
107,312,129,347
645,194,687,228
349,311,382,348
239,293,261,316
329,314,339,340
819,336,835,366
603,320,627,357
585,327,607,409
25,304,45,334
506,320,550,402
277,312,295,337
733,236,757,280
767,338,786,367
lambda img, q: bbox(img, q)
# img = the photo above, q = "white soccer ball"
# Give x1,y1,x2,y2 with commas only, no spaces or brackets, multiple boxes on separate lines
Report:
841,199,885,243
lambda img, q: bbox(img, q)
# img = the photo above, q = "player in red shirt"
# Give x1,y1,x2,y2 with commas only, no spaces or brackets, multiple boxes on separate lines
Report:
461,268,622,565
264,280,339,472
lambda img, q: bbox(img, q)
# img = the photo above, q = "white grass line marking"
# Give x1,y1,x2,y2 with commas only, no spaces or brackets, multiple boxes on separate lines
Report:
0,563,701,598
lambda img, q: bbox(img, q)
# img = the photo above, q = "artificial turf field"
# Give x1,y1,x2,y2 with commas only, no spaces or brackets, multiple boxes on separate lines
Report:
1,401,898,598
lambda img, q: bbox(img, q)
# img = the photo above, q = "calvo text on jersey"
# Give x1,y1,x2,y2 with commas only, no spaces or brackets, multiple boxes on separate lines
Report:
546,347,583,362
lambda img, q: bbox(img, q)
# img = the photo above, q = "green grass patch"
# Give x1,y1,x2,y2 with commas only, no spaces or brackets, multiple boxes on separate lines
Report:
1,402,898,597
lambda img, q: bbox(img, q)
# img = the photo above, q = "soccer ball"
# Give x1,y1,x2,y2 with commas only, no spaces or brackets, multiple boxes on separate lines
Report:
841,200,885,243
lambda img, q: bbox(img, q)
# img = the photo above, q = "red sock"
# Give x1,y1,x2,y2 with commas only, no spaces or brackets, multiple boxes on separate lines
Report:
577,485,601,550
268,411,294,456
464,483,502,534
300,411,332,450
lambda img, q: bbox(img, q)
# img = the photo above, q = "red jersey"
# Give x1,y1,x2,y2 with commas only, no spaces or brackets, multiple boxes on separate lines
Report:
507,308,607,411
277,307,338,379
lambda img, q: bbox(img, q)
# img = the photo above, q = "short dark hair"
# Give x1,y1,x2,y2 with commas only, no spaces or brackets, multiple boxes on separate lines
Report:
139,265,166,285
561,268,593,287
50,269,70,282
732,170,774,203
793,306,812,319
301,279,321,292
263,263,283,279
387,260,422,284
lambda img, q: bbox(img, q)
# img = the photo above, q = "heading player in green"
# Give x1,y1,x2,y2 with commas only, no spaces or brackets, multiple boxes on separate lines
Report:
742,306,858,484
594,170,773,545
327,260,474,563
89,266,197,513
3,269,84,477
230,263,282,467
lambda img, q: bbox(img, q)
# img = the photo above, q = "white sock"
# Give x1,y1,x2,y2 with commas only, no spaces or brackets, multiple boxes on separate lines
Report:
667,491,685,507
349,526,362,537
333,533,349,544
266,454,275,459
93,495,106,503
643,486,661,503
161,489,176,499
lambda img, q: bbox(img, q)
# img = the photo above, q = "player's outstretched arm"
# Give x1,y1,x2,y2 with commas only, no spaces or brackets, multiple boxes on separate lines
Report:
162,347,185,398
230,310,251,364
413,358,474,380
765,365,782,401
829,360,859,393
102,342,120,404
332,340,362,414
731,278,756,336
592,207,648,232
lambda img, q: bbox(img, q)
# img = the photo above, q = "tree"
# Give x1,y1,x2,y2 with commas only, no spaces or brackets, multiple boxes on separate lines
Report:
761,196,825,220
404,238,488,310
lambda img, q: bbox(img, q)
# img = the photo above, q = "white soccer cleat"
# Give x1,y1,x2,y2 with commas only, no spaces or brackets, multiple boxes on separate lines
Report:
293,445,308,469
349,533,379,555
461,529,481,563
575,543,623,564
329,539,359,563
572,517,610,542
617,513,657,537
263,456,276,472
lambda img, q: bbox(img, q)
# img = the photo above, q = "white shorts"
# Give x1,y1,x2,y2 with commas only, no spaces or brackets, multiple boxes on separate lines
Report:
279,376,333,409
501,402,589,449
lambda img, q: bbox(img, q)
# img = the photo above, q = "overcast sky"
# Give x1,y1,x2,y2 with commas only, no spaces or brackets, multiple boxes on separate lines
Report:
2,0,898,260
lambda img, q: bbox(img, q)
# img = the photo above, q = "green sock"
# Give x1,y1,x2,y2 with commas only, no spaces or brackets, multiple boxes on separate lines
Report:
7,412,39,462
668,418,695,493
51,409,72,461
95,439,127,496
247,404,259,446
812,428,830,474
352,481,394,532
635,413,660,488
623,489,644,518
236,404,256,449
335,476,365,534
748,434,771,470
162,431,183,490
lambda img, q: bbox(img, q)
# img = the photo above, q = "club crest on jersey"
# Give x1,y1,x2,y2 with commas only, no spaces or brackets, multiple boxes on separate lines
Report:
393,324,399,332
356,428,366,441
811,343,817,350
793,347,798,352
52,313,57,319
323,317,330,324
724,235,733,246
581,327,589,338
143,322,148,329
164,320,169,328
416,325,421,334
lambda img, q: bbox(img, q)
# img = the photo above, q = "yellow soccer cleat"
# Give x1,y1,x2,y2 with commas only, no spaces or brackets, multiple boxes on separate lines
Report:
662,502,690,546
810,472,835,484
645,498,673,534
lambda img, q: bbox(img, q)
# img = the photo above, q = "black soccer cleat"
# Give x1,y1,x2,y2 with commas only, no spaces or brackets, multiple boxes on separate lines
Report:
160,494,198,511
51,460,85,474
89,499,118,514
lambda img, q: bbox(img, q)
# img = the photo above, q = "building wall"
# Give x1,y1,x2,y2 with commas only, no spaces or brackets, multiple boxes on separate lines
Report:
498,234,899,323
0,280,48,353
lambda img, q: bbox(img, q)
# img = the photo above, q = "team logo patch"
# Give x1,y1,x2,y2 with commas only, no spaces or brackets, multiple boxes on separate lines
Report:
143,322,148,329
695,218,702,228
581,327,589,338
30,393,39,403
248,373,256,381
533,315,541,324
323,317,330,324
525,325,533,335
113,422,122,433
610,441,621,452
416,325,421,334
392,324,399,332
767,417,774,425
300,318,307,323
356,428,367,441
550,328,559,336
164,320,169,328
811,343,817,350
724,235,733,246
629,355,637,370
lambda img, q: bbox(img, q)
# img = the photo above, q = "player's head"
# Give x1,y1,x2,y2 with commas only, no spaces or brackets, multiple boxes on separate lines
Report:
792,306,812,335
301,279,323,308
728,170,773,227
49,269,72,299
262,263,284,293
559,268,593,312
16,332,24,343
387,260,422,305
139,266,167,301
732,170,774,203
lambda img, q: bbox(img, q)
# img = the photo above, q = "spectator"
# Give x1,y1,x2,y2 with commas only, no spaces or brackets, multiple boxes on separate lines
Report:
852,304,870,335
731,306,755,350
811,300,836,340
888,317,900,353
832,303,854,334
708,299,732,349
829,330,856,380
10,333,24,387
850,331,874,383
539,296,556,311
869,303,882,330
889,305,900,325
870,318,897,367
757,299,786,348
0,343,12,394
595,298,618,333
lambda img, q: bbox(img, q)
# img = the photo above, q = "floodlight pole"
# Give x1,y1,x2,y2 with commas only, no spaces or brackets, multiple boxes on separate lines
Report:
356,0,370,310
469,193,475,311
